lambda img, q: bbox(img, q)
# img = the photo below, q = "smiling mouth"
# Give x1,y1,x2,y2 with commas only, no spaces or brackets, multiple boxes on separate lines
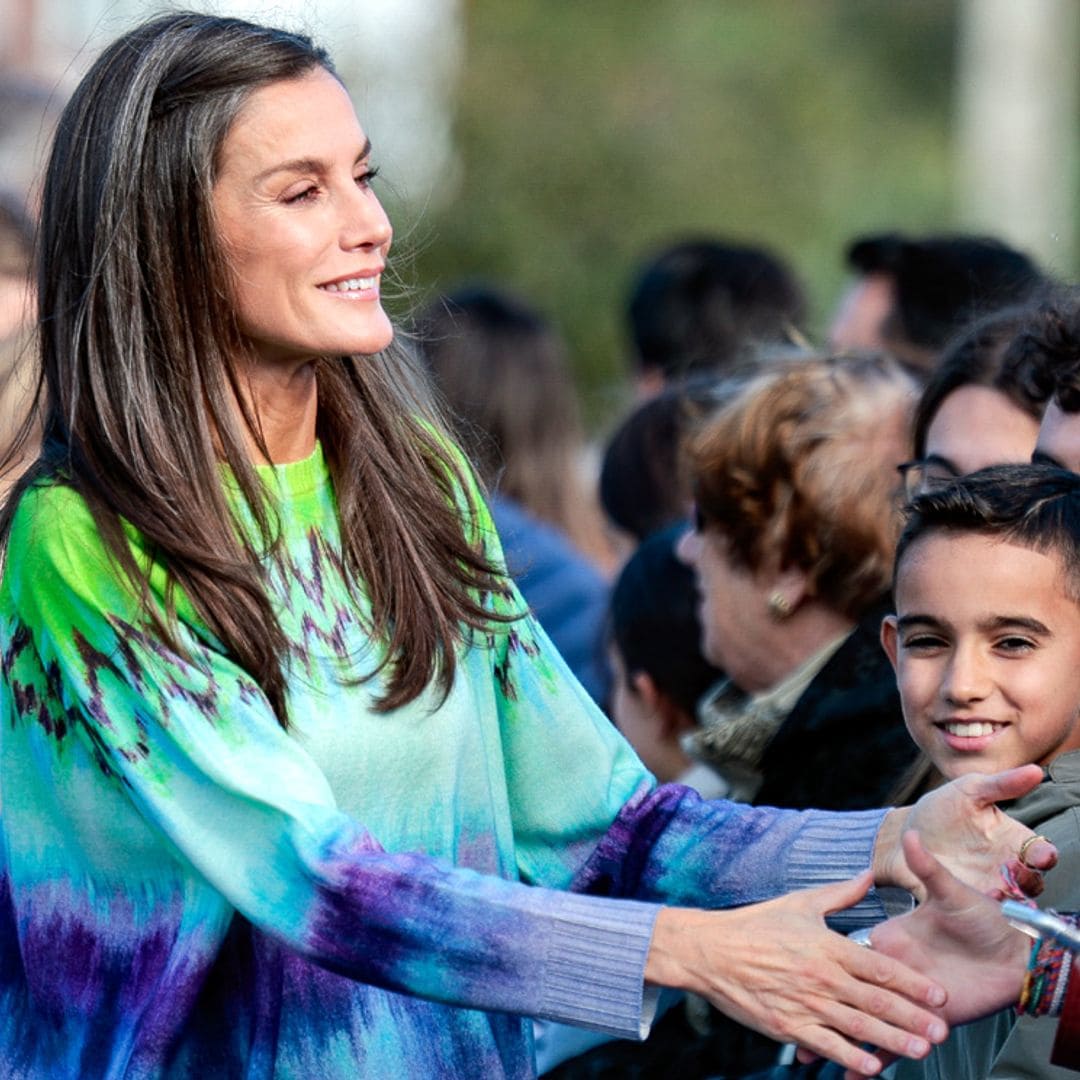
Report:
939,720,1002,738
319,275,378,294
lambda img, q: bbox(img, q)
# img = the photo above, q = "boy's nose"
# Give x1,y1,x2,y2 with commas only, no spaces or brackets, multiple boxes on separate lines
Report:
941,646,992,705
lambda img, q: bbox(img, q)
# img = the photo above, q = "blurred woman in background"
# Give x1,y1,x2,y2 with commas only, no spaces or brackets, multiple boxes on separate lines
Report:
898,304,1047,501
679,354,919,811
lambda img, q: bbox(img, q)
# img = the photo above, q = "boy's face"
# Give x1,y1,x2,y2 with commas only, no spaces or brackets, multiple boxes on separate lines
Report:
882,531,1080,780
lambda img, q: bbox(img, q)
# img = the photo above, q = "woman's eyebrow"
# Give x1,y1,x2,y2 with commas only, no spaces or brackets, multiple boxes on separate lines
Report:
254,138,372,184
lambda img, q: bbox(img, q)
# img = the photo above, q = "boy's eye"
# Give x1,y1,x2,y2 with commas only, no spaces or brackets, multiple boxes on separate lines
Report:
902,634,946,653
996,636,1036,654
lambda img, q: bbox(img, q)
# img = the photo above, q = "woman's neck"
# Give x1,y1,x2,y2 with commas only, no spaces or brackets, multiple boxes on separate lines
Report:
240,359,319,464
745,603,855,695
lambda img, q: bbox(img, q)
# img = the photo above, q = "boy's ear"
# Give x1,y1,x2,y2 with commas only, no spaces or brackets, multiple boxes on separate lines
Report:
631,670,663,712
631,671,695,740
881,614,900,673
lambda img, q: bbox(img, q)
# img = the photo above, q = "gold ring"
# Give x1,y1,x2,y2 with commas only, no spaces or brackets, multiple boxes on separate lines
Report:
1018,835,1051,868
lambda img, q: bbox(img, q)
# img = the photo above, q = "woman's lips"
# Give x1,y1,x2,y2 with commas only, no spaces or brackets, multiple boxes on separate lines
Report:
317,274,380,300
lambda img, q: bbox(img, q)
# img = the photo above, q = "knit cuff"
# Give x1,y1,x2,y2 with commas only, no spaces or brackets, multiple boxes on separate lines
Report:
538,893,662,1039
785,808,889,930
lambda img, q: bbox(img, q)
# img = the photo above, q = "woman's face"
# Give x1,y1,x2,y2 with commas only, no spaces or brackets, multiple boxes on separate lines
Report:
920,385,1040,487
212,67,394,368
677,527,777,693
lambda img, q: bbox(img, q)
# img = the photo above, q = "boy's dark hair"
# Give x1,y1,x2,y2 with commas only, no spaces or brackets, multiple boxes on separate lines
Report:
1009,291,1080,414
627,238,806,381
847,232,1046,355
896,463,1080,601
610,523,723,718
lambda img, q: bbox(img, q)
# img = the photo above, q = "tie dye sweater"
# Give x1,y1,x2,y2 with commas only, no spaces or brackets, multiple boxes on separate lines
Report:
0,445,885,1078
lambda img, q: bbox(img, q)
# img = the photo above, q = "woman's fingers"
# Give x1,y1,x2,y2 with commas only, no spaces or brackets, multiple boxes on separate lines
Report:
794,1023,887,1077
963,764,1045,809
649,877,951,1074
902,770,1058,898
841,932,948,1013
814,868,875,915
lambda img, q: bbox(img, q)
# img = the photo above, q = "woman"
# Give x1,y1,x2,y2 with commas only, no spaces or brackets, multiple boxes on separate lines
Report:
679,355,920,810
0,13,1051,1078
898,304,1047,500
415,284,612,703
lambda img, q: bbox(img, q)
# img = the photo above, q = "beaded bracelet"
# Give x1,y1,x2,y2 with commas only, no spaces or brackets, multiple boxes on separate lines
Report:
1019,912,1080,1018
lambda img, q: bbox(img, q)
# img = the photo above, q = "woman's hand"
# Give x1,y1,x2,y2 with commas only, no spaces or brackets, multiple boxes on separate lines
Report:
806,831,1033,1080
645,871,948,1077
872,765,1057,900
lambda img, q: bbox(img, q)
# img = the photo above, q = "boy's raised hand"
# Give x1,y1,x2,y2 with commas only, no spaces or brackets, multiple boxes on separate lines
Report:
809,831,1035,1080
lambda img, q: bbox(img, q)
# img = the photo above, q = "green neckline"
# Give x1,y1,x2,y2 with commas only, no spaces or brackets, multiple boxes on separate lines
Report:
220,442,331,506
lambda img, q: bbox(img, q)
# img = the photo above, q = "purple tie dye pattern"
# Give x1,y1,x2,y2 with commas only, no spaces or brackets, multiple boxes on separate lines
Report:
0,444,887,1078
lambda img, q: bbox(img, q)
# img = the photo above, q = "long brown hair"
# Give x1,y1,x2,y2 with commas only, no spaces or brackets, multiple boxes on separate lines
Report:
2,12,511,724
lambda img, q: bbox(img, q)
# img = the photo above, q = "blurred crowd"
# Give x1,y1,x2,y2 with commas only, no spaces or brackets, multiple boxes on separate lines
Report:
406,229,1080,1080
4,61,1080,1080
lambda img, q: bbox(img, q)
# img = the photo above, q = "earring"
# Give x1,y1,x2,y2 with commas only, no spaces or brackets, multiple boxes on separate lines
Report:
767,592,793,621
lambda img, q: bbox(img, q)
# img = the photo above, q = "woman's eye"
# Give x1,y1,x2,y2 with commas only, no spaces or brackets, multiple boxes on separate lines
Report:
284,185,319,205
355,165,380,189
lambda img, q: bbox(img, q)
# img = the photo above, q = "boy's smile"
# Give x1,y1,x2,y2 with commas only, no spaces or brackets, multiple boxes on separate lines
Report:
882,531,1080,779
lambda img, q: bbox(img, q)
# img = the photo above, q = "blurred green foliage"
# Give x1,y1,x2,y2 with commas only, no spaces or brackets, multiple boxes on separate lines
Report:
384,1,960,429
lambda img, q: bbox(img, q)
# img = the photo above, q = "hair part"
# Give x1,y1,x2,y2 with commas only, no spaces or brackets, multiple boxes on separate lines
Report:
4,11,511,724
687,353,915,620
895,463,1080,603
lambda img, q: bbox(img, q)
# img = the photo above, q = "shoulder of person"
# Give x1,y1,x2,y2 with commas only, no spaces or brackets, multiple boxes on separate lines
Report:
3,478,163,625
6,480,105,581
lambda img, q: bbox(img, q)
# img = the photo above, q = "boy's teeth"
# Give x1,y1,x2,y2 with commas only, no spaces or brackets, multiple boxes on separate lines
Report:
944,721,996,738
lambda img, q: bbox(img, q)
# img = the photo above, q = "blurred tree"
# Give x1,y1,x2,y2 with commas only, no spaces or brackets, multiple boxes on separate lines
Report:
377,1,1074,428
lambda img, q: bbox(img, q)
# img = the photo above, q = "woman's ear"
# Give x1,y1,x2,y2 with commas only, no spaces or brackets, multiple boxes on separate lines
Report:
767,564,810,616
880,614,900,673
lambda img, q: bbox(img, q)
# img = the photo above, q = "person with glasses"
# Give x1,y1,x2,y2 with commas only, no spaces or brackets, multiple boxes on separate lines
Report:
896,304,1048,502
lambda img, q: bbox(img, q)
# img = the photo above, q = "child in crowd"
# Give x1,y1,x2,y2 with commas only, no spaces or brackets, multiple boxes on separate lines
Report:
883,463,1080,1079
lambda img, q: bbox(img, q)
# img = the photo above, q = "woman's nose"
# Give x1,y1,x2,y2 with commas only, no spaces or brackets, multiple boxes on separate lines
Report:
341,187,392,253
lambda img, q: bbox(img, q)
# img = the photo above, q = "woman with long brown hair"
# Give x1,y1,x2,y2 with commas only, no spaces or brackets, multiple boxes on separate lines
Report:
0,12,1053,1078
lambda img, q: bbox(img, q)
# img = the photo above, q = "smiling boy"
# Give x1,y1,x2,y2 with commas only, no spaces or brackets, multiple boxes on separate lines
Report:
883,463,1080,1080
